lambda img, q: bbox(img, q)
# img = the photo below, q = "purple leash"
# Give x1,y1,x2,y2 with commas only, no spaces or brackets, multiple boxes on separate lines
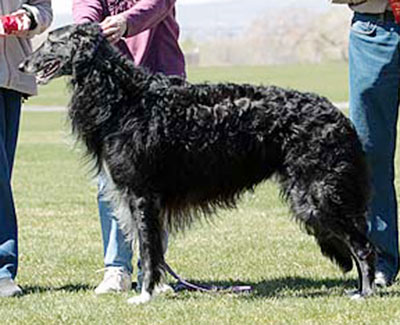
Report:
163,262,253,294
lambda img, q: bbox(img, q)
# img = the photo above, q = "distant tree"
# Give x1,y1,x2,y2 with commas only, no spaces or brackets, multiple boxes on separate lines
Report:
181,7,352,66
245,7,352,64
308,7,351,62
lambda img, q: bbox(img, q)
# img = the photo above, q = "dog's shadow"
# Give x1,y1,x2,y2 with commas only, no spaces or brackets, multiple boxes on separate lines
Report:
170,276,400,299
22,283,93,295
21,277,400,298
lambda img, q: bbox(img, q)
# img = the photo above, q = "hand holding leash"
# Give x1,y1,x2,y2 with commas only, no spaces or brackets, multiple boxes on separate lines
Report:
0,10,31,37
100,15,127,44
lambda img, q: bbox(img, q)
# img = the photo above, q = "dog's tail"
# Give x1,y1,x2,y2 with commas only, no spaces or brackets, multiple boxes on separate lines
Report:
314,231,353,273
280,188,354,273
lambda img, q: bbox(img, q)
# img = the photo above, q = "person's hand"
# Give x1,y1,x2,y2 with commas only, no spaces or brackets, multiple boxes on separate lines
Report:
4,10,31,37
100,15,127,44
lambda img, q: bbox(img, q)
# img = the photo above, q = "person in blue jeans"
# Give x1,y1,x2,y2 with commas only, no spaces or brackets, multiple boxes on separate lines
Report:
0,0,52,297
348,6,400,286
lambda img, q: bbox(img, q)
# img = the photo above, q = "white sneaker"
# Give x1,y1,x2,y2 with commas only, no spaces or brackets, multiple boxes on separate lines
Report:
0,278,22,297
95,267,132,295
374,271,394,287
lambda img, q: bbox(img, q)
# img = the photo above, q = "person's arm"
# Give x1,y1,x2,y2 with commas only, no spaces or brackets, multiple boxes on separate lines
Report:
121,0,176,37
72,0,104,24
100,0,176,44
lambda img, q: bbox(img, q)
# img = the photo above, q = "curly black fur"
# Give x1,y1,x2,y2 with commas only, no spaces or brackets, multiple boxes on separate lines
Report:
21,23,376,301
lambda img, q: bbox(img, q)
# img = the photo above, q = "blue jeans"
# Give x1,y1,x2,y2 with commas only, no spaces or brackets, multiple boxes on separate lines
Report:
349,12,400,279
98,173,133,274
0,89,21,280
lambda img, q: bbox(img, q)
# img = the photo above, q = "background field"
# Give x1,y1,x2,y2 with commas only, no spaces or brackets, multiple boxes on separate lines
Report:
2,63,400,324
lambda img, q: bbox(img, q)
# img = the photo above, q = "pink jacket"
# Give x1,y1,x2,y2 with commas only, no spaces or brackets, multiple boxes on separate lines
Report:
72,0,185,77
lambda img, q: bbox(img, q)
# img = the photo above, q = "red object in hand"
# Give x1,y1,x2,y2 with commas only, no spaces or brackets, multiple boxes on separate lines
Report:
1,15,20,34
389,0,400,24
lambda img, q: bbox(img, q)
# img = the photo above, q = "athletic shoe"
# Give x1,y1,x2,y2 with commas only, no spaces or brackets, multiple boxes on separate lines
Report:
374,271,395,287
95,267,132,294
0,278,22,297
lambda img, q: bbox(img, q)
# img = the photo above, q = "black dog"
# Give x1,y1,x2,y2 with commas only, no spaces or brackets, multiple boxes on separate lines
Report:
21,23,375,303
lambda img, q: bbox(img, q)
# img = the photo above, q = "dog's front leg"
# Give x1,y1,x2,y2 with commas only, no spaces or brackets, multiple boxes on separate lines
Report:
127,196,165,305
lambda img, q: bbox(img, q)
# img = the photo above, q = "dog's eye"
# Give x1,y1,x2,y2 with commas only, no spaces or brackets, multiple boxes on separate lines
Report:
48,34,57,42
48,32,65,43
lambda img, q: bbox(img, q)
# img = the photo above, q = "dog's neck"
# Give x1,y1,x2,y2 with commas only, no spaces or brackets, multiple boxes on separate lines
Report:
69,40,149,114
72,40,148,89
68,40,150,156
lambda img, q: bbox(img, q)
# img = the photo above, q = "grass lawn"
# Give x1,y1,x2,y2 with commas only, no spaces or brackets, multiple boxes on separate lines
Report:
25,62,349,107
2,64,400,324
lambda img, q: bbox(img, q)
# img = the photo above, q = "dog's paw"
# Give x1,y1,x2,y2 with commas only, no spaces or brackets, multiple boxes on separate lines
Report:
346,289,372,301
127,291,152,305
349,291,364,301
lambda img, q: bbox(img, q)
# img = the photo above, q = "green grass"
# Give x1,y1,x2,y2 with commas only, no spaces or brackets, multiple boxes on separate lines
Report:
26,78,71,107
26,62,349,107
187,62,349,102
3,64,400,324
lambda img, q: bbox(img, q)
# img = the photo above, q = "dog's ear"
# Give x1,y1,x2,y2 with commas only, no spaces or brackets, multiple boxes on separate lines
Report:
70,23,105,70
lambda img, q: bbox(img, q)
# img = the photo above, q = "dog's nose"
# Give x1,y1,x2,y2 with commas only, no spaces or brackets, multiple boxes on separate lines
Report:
18,62,26,73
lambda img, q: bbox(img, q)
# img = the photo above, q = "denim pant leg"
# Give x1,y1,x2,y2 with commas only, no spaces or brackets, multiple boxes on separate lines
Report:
98,173,133,274
0,89,21,280
349,14,400,278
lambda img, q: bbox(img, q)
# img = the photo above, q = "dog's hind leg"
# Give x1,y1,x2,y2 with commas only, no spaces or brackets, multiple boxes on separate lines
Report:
313,221,375,299
344,227,376,299
127,195,165,305
288,186,375,298
318,218,375,298
312,215,375,298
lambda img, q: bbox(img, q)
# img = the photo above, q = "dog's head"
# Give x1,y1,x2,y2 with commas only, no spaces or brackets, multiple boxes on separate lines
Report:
20,23,104,84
